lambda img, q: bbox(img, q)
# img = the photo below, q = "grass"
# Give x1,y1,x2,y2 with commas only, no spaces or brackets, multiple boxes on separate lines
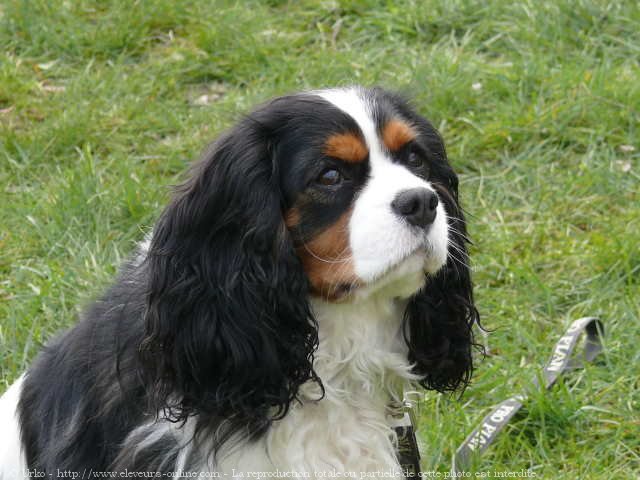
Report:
1,0,638,477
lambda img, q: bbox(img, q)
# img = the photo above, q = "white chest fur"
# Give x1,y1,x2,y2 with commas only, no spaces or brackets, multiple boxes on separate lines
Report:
0,375,28,480
213,297,416,475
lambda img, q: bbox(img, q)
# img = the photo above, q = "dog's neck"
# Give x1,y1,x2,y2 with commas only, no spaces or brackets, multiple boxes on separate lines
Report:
250,296,416,471
305,296,417,405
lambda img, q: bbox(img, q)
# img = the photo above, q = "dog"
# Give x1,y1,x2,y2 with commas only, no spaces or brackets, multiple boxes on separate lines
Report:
0,86,478,478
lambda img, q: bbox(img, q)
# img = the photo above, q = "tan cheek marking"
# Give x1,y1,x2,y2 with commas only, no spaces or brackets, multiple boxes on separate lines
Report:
284,207,301,228
295,209,361,301
383,119,416,151
323,132,368,163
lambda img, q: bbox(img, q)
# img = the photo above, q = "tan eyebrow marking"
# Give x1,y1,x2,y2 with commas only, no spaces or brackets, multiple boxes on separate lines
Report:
382,119,416,151
323,132,368,163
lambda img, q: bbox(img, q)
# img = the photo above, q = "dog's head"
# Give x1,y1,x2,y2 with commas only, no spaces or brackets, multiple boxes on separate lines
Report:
140,86,478,439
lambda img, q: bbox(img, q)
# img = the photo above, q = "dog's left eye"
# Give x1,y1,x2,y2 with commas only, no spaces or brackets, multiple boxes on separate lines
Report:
316,168,342,186
407,150,424,168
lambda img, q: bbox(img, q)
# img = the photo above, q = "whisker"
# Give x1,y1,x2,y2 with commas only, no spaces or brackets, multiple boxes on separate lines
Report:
447,241,469,258
447,253,468,276
446,223,473,244
446,240,471,270
447,244,471,268
448,228,472,243
300,220,353,265
302,243,351,264
447,251,471,271
323,260,357,298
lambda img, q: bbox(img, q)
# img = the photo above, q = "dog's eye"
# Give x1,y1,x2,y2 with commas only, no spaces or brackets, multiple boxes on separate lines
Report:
316,168,342,186
407,150,424,168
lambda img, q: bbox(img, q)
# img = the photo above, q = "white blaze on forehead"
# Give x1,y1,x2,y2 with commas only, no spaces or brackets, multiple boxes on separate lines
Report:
316,88,413,185
315,87,384,161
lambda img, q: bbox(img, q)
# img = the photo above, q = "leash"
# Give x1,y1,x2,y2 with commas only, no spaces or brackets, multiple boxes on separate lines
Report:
391,317,604,475
390,392,424,475
452,316,604,474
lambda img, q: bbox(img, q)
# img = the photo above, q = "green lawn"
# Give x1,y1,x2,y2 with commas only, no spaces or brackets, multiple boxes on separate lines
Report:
1,1,638,478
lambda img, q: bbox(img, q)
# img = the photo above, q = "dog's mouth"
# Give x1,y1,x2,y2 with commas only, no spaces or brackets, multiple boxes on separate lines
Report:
335,243,444,302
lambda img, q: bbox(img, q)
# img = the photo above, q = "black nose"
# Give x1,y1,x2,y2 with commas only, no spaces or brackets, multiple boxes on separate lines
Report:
391,188,438,228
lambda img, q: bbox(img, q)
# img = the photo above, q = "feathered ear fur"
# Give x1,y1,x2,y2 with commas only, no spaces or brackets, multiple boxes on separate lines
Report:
404,165,480,393
139,116,319,445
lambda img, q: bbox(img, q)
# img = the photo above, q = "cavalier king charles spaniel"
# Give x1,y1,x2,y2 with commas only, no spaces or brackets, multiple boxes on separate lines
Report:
0,86,478,478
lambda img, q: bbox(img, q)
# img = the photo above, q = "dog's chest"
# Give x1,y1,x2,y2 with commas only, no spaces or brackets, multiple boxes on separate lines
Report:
213,300,414,473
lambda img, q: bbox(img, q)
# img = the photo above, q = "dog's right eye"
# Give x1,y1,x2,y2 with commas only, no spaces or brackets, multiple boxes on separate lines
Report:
316,168,342,186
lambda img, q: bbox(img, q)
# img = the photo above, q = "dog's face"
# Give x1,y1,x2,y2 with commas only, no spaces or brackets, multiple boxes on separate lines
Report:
142,87,477,437
267,88,454,301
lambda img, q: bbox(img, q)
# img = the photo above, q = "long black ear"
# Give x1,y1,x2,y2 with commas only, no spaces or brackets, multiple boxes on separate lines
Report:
139,117,319,444
404,168,480,393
